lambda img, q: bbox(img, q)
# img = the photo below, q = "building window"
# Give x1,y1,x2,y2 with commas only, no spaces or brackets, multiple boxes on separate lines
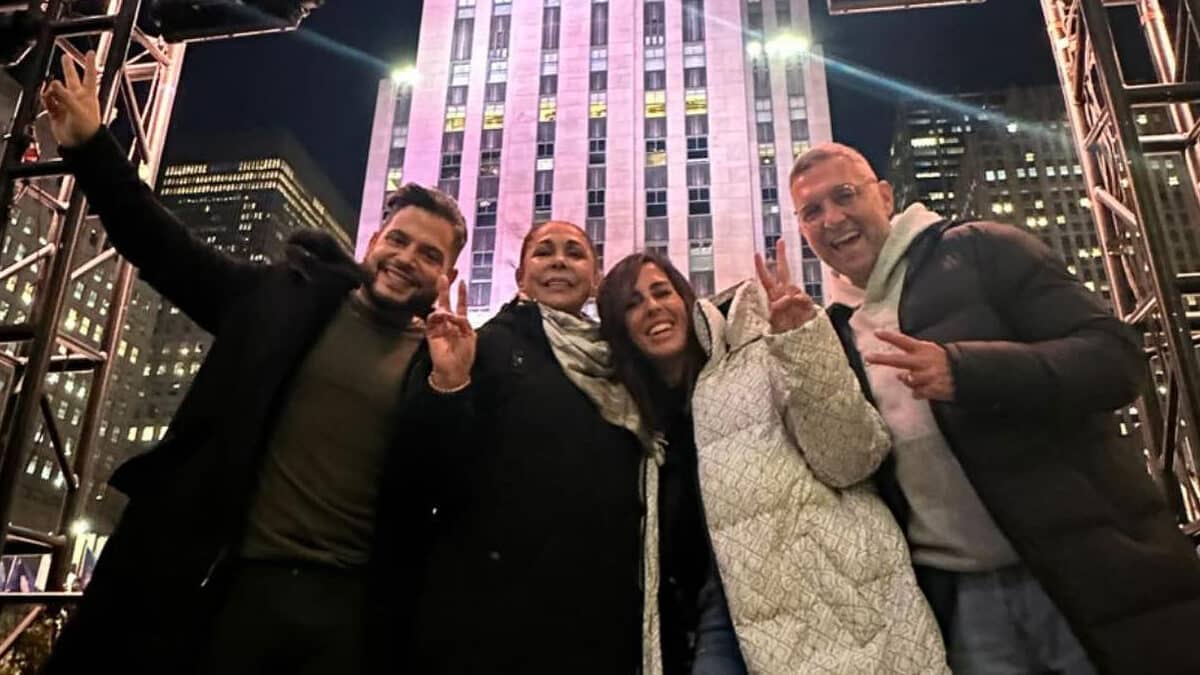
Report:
469,282,491,308
684,67,706,89
542,6,561,50
489,14,511,55
644,69,667,91
682,0,705,42
446,85,468,106
646,117,667,154
539,75,557,96
537,122,556,158
646,190,668,218
645,1,665,44
534,170,554,214
591,2,608,46
589,118,607,165
690,271,714,297
539,97,557,122
760,166,778,202
590,71,608,92
645,90,667,118
451,18,474,61
646,216,669,245
686,115,709,161
776,0,791,28
586,217,607,267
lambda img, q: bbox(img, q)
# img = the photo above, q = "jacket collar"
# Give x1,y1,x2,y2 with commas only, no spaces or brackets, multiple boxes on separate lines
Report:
694,280,772,365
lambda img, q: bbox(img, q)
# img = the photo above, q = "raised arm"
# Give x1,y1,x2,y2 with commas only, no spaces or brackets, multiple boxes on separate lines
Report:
44,51,262,333
756,240,891,488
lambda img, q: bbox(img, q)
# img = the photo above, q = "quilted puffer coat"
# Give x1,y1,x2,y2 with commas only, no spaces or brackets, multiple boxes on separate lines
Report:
690,281,948,674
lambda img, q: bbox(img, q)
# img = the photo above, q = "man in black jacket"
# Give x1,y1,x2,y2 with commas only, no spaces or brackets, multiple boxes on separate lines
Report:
38,53,478,674
789,141,1200,675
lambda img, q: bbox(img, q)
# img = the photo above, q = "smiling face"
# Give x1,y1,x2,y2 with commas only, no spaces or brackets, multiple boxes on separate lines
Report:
515,221,599,314
790,154,894,288
623,262,690,373
360,205,458,314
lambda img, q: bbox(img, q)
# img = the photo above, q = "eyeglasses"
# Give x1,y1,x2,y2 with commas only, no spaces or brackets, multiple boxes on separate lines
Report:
795,181,878,228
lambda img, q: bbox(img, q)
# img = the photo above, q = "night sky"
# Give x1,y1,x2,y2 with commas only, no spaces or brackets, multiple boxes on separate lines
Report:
166,1,1058,236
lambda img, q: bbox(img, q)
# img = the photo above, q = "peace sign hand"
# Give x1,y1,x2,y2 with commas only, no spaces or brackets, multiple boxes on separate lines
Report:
41,51,103,149
863,330,956,401
426,275,476,391
754,239,817,334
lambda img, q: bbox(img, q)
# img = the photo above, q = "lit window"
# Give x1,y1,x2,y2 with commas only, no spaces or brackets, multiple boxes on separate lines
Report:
539,97,557,122
483,104,505,129
685,89,707,116
590,94,607,119
645,91,666,118
909,137,938,148
1025,152,1035,162
985,171,995,182
445,106,466,132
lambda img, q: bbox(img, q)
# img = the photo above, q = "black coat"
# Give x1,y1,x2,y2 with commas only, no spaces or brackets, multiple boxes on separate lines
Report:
830,220,1200,675
42,130,454,674
404,300,647,674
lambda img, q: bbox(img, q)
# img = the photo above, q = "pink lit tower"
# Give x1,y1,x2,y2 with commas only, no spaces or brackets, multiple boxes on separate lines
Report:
358,0,833,320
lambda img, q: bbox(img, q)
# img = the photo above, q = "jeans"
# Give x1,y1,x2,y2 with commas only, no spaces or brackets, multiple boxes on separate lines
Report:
947,565,1097,675
691,573,748,675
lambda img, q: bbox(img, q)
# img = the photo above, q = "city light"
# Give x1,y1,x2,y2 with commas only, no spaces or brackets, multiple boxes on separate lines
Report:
391,66,420,88
745,41,763,58
764,34,811,58
70,518,90,537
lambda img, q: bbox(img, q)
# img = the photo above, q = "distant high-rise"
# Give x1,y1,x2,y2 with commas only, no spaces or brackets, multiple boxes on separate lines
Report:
889,86,1200,310
359,0,835,315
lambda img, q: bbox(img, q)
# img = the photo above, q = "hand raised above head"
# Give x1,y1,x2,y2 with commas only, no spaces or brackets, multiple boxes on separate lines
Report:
41,51,103,149
754,239,817,333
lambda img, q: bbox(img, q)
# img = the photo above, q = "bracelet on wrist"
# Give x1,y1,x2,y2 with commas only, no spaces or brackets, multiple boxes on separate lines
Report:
428,373,470,394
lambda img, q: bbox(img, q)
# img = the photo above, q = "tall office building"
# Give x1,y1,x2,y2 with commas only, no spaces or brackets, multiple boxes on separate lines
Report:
889,86,1200,311
359,0,834,317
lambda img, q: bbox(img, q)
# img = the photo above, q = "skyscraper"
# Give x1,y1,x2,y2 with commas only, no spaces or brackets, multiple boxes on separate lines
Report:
889,86,1200,311
359,0,833,317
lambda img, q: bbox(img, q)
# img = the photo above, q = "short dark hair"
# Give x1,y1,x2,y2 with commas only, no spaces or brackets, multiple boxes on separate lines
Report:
597,252,707,434
518,220,599,266
788,142,877,188
382,183,468,258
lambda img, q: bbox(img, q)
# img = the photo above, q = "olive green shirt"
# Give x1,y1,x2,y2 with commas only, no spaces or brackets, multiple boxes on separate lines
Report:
241,293,423,568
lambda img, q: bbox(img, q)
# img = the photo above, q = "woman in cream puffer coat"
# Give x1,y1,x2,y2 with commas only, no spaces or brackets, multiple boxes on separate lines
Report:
691,279,948,674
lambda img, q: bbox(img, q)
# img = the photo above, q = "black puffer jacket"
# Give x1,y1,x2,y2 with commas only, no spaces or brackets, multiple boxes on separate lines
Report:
830,220,1200,675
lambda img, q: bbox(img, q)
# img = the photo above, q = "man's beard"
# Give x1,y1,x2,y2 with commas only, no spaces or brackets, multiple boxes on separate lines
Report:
362,274,439,318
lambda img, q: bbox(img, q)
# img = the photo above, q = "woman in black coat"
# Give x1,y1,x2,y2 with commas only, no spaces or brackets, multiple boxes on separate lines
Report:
403,220,690,674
